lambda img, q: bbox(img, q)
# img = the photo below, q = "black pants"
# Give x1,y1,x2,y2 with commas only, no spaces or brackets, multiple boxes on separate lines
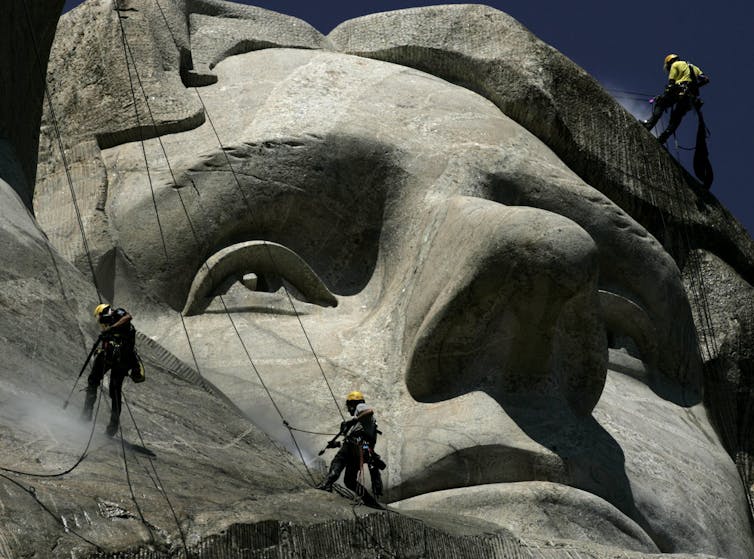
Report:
645,90,695,143
323,441,382,506
83,348,131,433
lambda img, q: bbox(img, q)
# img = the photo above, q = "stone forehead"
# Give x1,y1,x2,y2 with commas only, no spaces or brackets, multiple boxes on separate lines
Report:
196,48,527,154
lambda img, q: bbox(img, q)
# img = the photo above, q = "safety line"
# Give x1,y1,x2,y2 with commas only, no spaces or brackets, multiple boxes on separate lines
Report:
148,0,347,425
111,0,227,546
644,135,753,525
18,6,375,554
150,0,402,514
130,0,347,475
20,0,103,302
350,500,399,559
5,6,150,534
116,419,157,544
135,353,312,486
114,2,169,263
21,5,107,456
0,388,106,553
123,397,191,557
21,0,100,386
603,105,748,523
0,471,105,551
191,85,347,423
616,116,749,527
189,88,329,479
147,0,431,524
113,0,317,485
113,3,210,384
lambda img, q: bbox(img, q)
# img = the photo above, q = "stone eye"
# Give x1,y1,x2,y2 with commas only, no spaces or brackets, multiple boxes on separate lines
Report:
182,240,337,316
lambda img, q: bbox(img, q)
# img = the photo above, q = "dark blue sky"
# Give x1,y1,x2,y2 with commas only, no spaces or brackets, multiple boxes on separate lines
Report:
62,0,753,236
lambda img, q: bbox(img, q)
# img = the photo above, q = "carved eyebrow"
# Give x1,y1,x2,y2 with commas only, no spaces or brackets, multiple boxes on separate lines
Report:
182,241,337,316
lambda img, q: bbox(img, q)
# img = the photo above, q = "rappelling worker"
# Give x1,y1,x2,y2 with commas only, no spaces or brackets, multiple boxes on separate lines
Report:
642,53,709,144
81,303,138,436
317,390,386,508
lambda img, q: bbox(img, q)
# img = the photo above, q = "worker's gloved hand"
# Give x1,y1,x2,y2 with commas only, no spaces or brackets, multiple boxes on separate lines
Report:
326,440,341,449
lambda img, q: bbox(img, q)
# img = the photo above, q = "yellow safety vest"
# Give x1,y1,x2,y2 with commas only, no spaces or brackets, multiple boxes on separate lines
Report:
668,60,704,85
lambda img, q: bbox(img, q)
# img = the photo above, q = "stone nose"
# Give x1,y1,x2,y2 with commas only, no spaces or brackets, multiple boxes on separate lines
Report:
403,196,606,415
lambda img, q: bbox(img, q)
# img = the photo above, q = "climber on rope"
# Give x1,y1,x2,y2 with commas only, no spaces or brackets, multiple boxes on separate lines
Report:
81,303,143,436
317,390,386,508
642,53,709,145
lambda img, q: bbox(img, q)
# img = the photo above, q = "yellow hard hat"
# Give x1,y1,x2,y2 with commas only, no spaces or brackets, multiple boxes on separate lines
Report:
346,390,364,402
664,53,679,70
93,303,110,317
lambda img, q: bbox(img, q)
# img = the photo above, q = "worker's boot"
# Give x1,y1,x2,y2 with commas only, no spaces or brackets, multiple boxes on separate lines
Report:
317,467,341,492
357,486,383,509
105,407,119,437
105,420,119,437
369,465,383,497
316,476,335,492
80,388,96,422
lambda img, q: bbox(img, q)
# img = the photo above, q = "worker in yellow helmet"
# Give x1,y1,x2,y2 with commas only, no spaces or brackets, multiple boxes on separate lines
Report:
642,53,710,144
82,303,140,436
317,390,386,508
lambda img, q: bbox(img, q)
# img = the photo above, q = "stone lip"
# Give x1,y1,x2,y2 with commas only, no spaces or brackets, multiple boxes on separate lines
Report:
393,481,659,554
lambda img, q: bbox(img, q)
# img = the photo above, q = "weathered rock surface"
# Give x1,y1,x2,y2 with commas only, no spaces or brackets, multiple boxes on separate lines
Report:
0,0,749,558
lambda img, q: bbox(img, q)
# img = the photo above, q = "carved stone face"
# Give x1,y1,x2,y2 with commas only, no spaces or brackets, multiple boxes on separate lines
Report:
89,48,752,557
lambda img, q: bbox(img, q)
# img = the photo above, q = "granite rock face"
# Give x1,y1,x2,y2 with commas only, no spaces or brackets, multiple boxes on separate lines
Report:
0,0,750,557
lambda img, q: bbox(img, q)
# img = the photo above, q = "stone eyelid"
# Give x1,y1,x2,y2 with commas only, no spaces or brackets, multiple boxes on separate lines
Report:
181,240,338,316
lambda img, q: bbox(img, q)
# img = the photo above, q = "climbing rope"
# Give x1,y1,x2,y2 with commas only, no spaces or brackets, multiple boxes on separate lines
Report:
122,397,191,556
148,0,347,424
123,0,364,468
192,83,345,421
12,4,385,557
0,471,105,551
20,0,103,302
113,0,320,485
639,134,754,526
605,87,655,99
115,419,157,544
